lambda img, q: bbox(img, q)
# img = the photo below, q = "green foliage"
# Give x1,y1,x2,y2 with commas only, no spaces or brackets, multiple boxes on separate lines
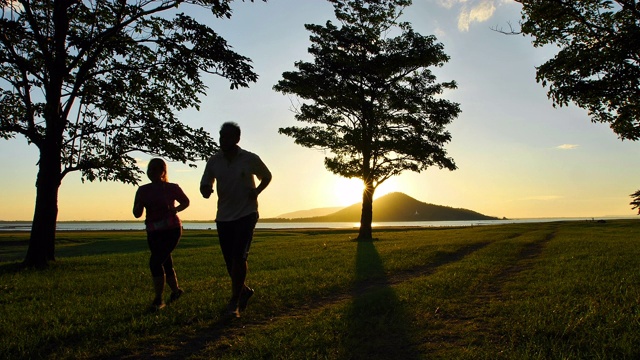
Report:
630,189,640,213
274,0,460,187
514,0,640,141
0,0,263,266
2,220,640,359
274,0,459,238
0,0,259,184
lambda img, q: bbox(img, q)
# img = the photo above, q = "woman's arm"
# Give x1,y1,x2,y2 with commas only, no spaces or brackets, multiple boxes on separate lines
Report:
133,190,144,218
174,185,190,213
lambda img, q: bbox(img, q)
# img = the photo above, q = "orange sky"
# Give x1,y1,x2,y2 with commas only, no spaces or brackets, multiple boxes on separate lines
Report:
1,0,639,221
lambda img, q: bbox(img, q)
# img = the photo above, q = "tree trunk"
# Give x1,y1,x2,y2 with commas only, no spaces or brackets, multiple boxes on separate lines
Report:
23,149,62,268
358,181,375,240
22,1,68,268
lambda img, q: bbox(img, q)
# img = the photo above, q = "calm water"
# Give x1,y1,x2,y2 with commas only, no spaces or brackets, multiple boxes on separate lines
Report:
1,217,629,232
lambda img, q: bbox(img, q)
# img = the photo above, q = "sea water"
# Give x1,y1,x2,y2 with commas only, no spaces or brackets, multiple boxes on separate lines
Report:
1,217,631,232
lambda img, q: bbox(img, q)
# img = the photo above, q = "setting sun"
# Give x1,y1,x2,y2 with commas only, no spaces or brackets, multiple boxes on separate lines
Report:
330,176,400,207
331,177,364,206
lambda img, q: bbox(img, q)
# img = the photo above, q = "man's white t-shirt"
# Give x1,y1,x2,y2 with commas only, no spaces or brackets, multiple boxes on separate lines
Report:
200,148,272,222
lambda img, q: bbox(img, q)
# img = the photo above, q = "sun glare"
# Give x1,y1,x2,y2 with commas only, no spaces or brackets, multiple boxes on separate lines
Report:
330,177,401,207
331,177,364,206
375,178,398,199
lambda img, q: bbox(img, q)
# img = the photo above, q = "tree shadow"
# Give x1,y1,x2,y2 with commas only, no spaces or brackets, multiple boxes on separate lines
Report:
93,308,238,360
0,261,26,274
342,240,420,359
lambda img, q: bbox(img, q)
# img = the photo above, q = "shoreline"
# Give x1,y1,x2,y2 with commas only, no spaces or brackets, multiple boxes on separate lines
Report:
1,215,636,223
1,217,637,233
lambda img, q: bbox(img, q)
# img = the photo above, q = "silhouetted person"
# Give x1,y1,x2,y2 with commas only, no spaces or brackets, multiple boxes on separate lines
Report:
200,122,272,318
133,158,190,311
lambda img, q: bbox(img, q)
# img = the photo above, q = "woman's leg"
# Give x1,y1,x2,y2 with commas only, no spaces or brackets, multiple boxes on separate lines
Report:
147,228,180,309
162,228,183,300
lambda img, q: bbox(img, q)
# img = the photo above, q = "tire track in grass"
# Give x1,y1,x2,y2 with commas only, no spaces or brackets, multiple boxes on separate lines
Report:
424,227,558,355
281,241,493,315
480,229,556,299
110,241,493,359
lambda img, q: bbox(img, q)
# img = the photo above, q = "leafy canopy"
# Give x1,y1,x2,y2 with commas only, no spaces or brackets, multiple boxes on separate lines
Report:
514,0,640,140
274,0,460,190
0,0,259,184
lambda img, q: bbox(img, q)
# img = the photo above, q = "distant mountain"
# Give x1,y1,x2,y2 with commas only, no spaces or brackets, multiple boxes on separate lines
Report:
267,192,498,222
276,207,343,219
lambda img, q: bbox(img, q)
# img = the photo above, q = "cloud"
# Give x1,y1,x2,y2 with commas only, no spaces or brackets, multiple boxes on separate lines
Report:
556,144,579,150
437,0,468,9
434,26,447,38
436,0,512,32
458,0,497,31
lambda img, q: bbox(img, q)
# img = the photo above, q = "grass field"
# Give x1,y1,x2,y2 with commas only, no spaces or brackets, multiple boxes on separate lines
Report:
1,220,639,359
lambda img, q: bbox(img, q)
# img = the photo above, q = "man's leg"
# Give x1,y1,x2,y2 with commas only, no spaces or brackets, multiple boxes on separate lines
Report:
230,258,248,303
216,220,241,317
235,213,258,312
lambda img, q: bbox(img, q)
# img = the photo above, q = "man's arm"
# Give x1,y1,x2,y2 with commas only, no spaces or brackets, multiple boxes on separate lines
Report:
200,183,214,199
256,175,272,196
200,160,215,199
250,156,272,199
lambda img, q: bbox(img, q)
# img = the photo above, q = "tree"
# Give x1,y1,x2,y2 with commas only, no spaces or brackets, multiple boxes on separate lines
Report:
0,0,261,268
631,189,640,214
504,0,640,211
274,0,460,240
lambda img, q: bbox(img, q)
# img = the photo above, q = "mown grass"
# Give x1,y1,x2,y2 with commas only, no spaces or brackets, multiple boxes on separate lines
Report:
1,220,639,359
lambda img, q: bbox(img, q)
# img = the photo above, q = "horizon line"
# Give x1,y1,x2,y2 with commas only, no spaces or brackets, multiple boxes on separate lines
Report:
1,215,637,223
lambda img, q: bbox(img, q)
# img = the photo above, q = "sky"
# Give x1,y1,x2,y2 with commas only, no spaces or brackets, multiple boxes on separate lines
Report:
1,0,639,221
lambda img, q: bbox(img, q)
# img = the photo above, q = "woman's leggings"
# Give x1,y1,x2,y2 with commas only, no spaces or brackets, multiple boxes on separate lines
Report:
147,227,182,277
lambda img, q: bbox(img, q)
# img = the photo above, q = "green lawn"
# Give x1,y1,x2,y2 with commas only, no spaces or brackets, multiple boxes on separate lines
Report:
1,220,639,359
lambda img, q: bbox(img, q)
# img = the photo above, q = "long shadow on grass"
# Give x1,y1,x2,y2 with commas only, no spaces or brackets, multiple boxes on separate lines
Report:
93,310,233,360
98,240,490,359
341,240,420,359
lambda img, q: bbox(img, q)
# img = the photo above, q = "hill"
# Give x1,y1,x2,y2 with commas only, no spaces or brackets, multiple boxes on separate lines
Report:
268,192,499,222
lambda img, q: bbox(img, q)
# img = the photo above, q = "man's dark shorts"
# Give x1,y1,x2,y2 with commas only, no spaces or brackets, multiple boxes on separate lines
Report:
216,212,259,265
